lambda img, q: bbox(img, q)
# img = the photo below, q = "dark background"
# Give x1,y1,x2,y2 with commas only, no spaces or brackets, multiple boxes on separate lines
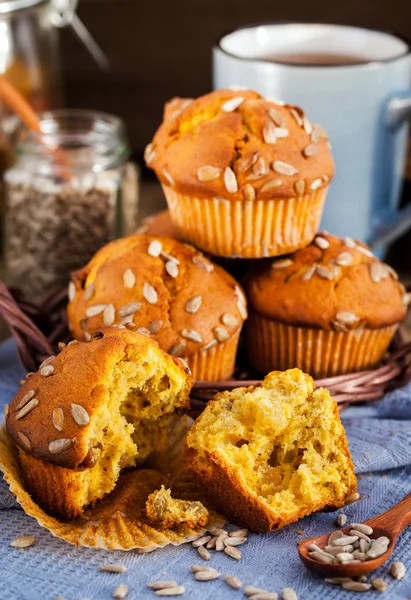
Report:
59,0,411,159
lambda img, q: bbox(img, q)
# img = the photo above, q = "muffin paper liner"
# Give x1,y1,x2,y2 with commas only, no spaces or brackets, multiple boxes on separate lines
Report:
0,416,225,551
187,330,241,381
162,185,328,258
247,314,398,378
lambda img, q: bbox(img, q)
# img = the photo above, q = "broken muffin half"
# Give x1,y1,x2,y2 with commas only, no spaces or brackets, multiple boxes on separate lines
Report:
6,328,193,519
146,485,209,529
184,368,357,532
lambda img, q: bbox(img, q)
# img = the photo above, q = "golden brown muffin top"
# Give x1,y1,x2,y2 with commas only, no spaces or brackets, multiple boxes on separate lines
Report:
244,233,407,330
145,89,334,201
5,328,192,469
67,235,247,357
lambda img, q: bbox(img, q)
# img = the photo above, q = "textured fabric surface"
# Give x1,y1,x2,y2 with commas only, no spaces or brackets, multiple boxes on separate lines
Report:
0,338,410,600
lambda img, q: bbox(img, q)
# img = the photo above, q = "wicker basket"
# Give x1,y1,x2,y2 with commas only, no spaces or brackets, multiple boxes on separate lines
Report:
0,279,410,413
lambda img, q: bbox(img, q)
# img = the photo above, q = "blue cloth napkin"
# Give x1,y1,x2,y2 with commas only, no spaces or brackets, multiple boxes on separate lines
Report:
0,338,410,600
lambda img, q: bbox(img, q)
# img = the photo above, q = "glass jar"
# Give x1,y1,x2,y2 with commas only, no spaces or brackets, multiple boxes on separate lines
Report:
4,109,136,300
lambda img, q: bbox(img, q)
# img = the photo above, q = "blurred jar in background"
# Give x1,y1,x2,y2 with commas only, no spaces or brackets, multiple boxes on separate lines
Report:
3,109,138,300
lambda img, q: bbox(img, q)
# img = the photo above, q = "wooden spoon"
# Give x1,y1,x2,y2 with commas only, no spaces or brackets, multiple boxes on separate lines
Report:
298,492,411,578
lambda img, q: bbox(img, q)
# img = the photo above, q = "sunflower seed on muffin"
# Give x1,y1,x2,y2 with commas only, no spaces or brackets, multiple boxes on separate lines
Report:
214,327,230,343
263,120,278,144
243,184,256,201
68,281,76,302
18,431,32,451
86,304,106,318
314,236,330,250
148,240,163,257
40,365,54,377
166,261,179,278
249,157,269,179
169,342,187,357
221,96,244,112
162,169,175,187
237,151,259,173
224,167,238,194
310,178,323,190
16,390,35,411
272,259,293,269
148,319,163,334
222,313,239,328
260,179,283,193
192,254,214,273
71,404,90,426
289,107,303,126
294,180,306,195
143,282,158,304
181,329,203,343
335,311,359,325
16,398,39,420
118,302,142,317
303,144,318,158
272,161,298,176
49,438,72,454
268,108,286,127
53,408,64,432
123,269,136,289
185,296,202,314
335,252,353,266
197,166,221,182
103,304,116,326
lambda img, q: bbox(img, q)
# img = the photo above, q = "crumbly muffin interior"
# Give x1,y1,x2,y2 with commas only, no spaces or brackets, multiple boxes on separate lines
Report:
187,369,355,523
69,347,188,510
146,485,209,529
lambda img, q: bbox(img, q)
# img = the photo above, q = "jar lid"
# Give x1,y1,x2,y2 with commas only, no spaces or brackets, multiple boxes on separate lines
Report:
0,0,46,13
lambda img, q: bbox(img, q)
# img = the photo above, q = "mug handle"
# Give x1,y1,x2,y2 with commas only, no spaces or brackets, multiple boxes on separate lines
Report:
368,90,411,250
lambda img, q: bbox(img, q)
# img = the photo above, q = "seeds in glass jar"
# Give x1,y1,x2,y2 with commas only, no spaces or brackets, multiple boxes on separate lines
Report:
53,408,64,431
16,390,35,411
9,536,35,548
290,108,303,126
148,240,162,257
86,304,106,317
143,282,158,304
222,313,239,328
268,108,286,127
214,327,230,343
272,161,298,176
221,96,244,112
16,398,39,420
185,296,202,313
118,302,142,317
237,151,259,173
224,167,238,194
390,561,405,580
123,269,136,289
103,304,115,326
302,144,318,158
71,403,90,426
148,319,163,334
18,431,31,451
162,169,175,186
335,311,359,325
310,178,323,190
40,365,54,377
181,329,203,343
68,281,76,302
243,184,256,201
225,575,242,589
335,252,353,266
261,179,283,192
169,342,186,357
166,261,179,278
197,166,221,182
272,259,293,269
49,438,71,454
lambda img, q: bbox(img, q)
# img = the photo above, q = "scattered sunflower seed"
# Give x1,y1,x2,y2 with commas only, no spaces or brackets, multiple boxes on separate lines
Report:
16,398,39,420
224,167,238,194
225,575,242,589
123,269,136,289
250,593,278,600
16,390,35,411
222,313,239,328
221,96,244,112
18,431,31,451
371,578,387,592
195,570,221,581
40,365,54,377
281,588,298,600
9,536,35,548
192,535,212,548
197,545,211,560
71,403,90,426
336,513,347,527
162,169,174,187
154,587,185,597
190,565,219,574
324,577,353,584
260,179,283,192
181,329,203,343
390,561,405,580
100,564,127,573
224,536,247,547
345,492,361,505
206,537,217,549
342,581,371,592
68,281,76,302
49,438,71,454
86,304,106,317
244,587,271,597
272,160,298,176
112,583,129,598
185,296,202,314
215,536,225,552
147,581,178,590
224,546,241,560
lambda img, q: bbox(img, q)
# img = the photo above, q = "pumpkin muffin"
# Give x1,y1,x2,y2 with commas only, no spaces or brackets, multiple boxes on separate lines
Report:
67,235,247,381
244,233,407,378
145,89,334,258
5,327,192,519
184,369,357,532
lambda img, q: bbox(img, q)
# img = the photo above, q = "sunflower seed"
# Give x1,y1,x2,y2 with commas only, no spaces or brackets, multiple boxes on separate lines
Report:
147,240,162,258
192,535,212,548
84,284,95,301
165,261,179,278
290,108,303,126
192,254,214,273
403,293,411,305
345,492,361,505
224,536,246,546
143,282,158,304
68,281,76,302
336,513,347,526
52,408,64,432
248,157,268,179
155,586,185,597
123,269,136,289
190,565,219,574
281,589,297,600
309,551,335,564
324,545,354,556
335,311,359,325
237,151,259,172
197,546,211,560
136,327,151,337
344,236,356,249
4,404,9,417
332,535,359,546
148,319,163,334
16,398,38,420
250,594,279,600
113,583,128,599
262,120,277,144
342,581,371,592
360,539,370,553
224,167,238,194
371,578,387,592
335,252,353,266
243,184,256,201
224,546,241,560
222,313,239,328
18,431,31,451
324,577,353,584
214,327,230,343
274,127,289,138
169,342,186,357
86,304,106,318
266,96,285,105
144,143,155,164
16,390,36,411
200,339,218,351
215,536,225,551
148,582,179,590
71,404,90,426
336,552,355,563
316,266,334,280
272,258,293,269
272,160,298,176
221,96,244,112
293,179,305,196
103,304,116,326
260,179,283,192
303,144,318,158
162,169,174,187
9,536,35,548
40,365,54,377
386,265,399,280
268,108,286,127
328,531,344,544
244,587,271,597
352,551,367,561
181,329,203,343
185,296,202,314
369,262,389,283
350,527,372,540
310,178,323,190
197,166,221,182
225,575,242,589
118,302,142,318
100,564,127,573
357,245,374,258
206,537,217,549
195,570,221,581
49,438,71,454
303,115,312,134
309,544,324,553
39,355,55,369
390,561,405,579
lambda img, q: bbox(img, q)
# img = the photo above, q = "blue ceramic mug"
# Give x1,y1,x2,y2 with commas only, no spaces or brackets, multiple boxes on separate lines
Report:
213,23,411,250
